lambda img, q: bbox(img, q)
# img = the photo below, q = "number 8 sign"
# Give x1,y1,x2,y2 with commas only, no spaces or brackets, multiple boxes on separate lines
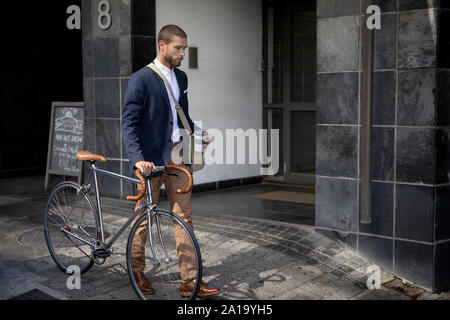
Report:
98,0,112,30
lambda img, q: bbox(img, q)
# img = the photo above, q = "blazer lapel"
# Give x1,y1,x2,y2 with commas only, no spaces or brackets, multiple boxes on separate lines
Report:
151,71,172,110
174,69,186,99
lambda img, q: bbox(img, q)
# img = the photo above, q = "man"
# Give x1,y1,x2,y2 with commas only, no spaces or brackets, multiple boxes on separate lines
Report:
122,25,220,297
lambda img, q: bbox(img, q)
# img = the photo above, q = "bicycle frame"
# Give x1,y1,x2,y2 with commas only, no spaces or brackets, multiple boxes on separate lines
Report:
59,161,174,266
86,162,159,252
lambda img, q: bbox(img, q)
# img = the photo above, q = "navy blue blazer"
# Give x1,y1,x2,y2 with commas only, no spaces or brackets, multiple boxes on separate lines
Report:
122,65,197,170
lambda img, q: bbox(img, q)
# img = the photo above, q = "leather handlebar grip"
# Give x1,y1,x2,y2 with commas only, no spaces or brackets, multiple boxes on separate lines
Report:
166,165,193,194
126,165,193,201
126,170,147,201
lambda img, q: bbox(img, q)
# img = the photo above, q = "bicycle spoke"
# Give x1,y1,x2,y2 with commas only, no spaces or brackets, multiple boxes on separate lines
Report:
45,182,98,274
127,211,201,300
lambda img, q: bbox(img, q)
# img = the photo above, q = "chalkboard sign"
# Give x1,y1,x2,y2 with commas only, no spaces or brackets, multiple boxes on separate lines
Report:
45,102,84,191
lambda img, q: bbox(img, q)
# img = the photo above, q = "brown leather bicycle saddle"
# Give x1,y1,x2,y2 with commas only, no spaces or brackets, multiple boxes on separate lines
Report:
76,150,107,162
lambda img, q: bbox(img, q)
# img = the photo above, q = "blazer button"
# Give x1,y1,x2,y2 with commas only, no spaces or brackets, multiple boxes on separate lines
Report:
170,121,173,125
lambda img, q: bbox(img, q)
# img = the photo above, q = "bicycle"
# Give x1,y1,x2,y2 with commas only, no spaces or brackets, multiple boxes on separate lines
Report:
44,150,202,300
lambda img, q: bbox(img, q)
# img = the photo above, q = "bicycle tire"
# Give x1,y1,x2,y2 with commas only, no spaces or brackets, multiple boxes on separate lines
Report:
126,209,202,300
44,181,99,275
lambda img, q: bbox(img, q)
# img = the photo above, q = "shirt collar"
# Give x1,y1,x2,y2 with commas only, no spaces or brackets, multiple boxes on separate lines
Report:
154,58,173,78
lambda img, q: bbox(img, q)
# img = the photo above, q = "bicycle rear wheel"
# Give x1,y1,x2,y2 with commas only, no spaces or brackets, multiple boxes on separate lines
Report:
126,209,202,300
44,182,99,274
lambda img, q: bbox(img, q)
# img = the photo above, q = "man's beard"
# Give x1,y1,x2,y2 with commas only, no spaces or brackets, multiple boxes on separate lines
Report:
166,55,182,68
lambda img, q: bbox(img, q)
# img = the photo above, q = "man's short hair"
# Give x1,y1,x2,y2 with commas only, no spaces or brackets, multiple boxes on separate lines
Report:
158,25,187,44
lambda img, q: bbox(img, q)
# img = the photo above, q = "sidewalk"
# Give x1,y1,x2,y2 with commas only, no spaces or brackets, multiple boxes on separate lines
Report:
0,175,448,300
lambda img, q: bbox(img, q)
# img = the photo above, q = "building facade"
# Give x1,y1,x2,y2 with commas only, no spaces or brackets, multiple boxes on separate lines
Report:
79,0,450,292
1,0,447,293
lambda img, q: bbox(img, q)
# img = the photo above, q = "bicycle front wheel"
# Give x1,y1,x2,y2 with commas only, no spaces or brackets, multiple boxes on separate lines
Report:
44,182,99,274
126,209,202,300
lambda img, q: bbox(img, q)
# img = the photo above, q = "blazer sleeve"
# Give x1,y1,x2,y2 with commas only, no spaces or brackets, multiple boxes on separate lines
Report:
122,74,146,170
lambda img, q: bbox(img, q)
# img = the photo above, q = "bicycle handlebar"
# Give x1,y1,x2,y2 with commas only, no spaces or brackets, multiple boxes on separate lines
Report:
126,165,194,201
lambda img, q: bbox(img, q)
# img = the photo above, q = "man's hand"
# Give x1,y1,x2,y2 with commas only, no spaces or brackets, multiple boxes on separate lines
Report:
203,131,212,149
135,161,156,176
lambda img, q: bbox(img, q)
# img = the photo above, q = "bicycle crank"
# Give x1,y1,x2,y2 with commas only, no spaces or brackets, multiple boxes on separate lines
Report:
93,247,113,259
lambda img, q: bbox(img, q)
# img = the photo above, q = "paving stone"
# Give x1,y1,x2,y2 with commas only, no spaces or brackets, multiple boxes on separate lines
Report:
2,175,439,301
353,288,409,300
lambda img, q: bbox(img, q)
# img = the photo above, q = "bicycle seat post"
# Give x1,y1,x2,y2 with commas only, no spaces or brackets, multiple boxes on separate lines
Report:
91,161,106,244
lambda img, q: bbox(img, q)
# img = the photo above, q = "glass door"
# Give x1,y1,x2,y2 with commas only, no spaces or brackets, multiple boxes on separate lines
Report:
263,0,317,185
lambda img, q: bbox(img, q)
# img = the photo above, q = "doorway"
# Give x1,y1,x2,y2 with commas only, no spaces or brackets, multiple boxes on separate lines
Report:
263,0,317,186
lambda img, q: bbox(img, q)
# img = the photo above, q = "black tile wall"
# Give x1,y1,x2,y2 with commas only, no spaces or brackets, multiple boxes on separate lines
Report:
96,159,121,198
83,78,95,118
359,235,393,272
438,10,450,68
397,70,436,126
84,118,96,153
82,39,93,78
374,14,397,70
437,70,450,126
81,0,93,39
96,119,121,159
398,10,438,69
373,0,397,12
359,182,394,237
121,160,136,200
95,79,121,118
316,177,358,232
395,184,434,242
317,16,360,72
436,127,450,184
316,0,448,292
371,127,394,181
119,0,131,35
317,126,358,178
373,72,396,125
121,78,130,104
399,0,439,11
94,38,120,78
395,240,434,290
435,241,450,292
436,186,450,241
396,128,436,184
317,72,359,124
317,0,360,19
119,36,132,77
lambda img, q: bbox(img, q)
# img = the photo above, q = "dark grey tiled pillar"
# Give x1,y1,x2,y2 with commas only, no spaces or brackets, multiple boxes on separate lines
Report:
81,0,156,199
316,1,449,291
316,0,361,236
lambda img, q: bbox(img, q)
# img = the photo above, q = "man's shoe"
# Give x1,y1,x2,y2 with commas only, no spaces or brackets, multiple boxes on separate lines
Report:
133,272,155,295
180,279,221,297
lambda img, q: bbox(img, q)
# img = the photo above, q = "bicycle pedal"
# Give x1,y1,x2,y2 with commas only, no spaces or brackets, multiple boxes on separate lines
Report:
94,248,112,258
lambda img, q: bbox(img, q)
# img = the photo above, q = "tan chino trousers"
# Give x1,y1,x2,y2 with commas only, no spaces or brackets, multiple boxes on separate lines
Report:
131,143,197,281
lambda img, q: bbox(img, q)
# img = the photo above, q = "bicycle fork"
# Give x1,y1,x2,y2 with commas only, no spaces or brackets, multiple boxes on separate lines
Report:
145,179,171,266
